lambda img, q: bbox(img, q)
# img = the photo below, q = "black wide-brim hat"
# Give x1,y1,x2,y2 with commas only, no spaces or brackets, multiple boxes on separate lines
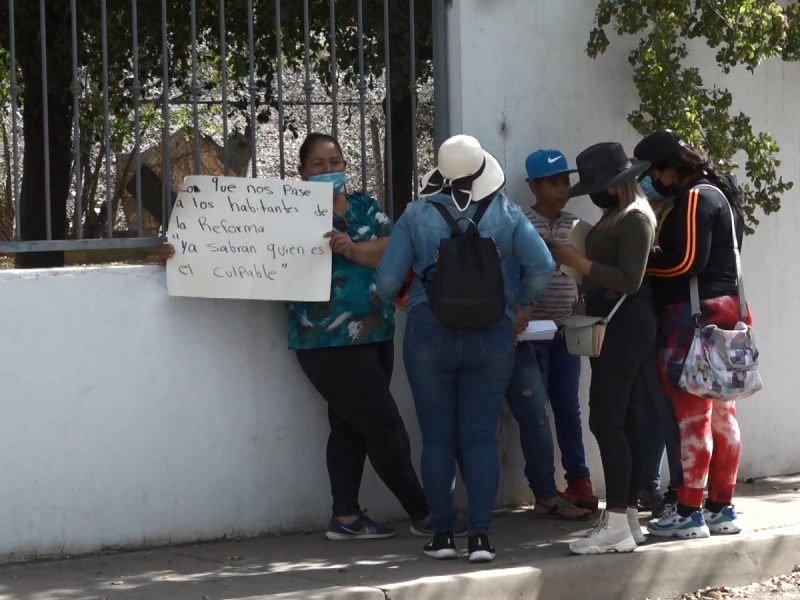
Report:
569,142,650,198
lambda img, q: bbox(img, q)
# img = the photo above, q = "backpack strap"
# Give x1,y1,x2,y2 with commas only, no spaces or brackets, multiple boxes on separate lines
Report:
429,202,463,237
429,195,496,237
471,195,495,227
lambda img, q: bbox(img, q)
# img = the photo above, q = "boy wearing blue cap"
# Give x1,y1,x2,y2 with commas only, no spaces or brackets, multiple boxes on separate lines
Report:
519,149,597,512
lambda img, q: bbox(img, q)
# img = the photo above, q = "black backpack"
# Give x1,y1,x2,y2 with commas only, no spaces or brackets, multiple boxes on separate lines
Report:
421,197,506,327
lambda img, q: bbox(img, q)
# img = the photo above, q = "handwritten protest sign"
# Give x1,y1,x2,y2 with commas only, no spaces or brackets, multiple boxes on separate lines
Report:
166,175,333,301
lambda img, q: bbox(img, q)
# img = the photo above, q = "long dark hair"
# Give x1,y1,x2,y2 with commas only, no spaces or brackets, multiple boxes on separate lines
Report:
662,146,745,223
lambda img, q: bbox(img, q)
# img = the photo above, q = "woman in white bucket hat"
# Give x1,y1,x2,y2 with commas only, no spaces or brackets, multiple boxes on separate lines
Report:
376,135,555,563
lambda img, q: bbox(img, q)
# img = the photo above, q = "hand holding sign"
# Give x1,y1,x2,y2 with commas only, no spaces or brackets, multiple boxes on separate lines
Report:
324,230,358,260
165,175,334,301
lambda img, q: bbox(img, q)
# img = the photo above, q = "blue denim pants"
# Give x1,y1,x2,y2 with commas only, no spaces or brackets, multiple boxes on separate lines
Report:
403,303,515,536
504,342,559,500
530,332,590,483
638,342,683,490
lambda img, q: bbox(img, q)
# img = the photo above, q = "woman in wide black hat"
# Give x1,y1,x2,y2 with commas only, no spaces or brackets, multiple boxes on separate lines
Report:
543,142,657,555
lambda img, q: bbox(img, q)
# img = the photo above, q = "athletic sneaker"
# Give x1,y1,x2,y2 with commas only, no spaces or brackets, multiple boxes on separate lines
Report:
626,507,646,544
638,487,665,512
652,488,678,518
411,514,468,538
326,511,397,541
423,533,458,560
569,510,637,555
467,534,496,563
703,505,743,535
647,505,710,539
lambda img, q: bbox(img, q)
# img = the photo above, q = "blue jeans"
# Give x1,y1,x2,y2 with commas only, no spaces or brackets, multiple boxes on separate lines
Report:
403,303,515,536
638,343,683,490
504,343,559,500
530,332,590,483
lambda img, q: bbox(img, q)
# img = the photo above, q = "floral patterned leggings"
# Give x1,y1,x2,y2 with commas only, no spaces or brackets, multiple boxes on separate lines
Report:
656,294,750,508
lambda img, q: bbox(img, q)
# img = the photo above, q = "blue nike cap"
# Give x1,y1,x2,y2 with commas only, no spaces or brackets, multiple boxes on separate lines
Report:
525,149,577,182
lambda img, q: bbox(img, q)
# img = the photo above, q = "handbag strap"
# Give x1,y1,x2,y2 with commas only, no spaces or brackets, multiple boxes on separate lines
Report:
604,294,628,323
688,184,748,322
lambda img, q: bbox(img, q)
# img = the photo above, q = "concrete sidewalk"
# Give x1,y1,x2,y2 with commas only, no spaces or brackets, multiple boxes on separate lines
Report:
2,477,799,600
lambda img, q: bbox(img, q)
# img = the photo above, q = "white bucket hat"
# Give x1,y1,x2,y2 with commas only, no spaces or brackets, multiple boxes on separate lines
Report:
419,135,506,212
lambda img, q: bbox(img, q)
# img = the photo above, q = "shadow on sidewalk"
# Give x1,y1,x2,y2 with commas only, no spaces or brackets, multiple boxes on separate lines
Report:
1,479,799,600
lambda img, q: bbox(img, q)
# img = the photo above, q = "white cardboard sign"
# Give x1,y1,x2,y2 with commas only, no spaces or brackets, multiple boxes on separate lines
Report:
166,175,333,301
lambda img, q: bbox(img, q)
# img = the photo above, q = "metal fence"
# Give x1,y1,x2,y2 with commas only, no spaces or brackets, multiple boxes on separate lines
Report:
0,0,449,262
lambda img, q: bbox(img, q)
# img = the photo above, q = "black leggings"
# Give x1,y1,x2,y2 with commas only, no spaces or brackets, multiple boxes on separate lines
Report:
588,297,656,510
295,340,428,521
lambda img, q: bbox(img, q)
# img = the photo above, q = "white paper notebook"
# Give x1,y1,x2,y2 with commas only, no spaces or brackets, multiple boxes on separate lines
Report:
517,320,558,342
560,219,593,284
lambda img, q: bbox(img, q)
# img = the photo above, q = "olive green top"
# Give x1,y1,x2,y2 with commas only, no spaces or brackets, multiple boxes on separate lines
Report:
583,209,655,296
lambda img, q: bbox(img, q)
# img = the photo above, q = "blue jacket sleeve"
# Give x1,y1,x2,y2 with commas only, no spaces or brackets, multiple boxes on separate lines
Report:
376,210,415,303
512,211,556,306
504,257,529,309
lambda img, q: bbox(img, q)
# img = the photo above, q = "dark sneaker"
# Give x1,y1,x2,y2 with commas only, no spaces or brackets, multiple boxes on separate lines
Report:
423,533,458,560
411,513,468,538
652,488,678,518
468,534,496,563
325,511,397,541
638,487,665,512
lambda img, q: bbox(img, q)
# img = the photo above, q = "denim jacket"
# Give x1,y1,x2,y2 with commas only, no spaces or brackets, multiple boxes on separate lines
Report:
376,193,555,321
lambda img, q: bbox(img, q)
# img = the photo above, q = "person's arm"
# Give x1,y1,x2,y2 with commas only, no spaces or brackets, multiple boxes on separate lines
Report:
584,211,654,295
354,238,388,268
376,211,415,303
357,198,394,268
647,187,717,278
325,196,393,268
505,257,532,309
512,213,557,306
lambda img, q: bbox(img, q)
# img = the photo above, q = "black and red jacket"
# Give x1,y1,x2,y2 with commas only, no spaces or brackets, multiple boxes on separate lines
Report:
647,178,744,309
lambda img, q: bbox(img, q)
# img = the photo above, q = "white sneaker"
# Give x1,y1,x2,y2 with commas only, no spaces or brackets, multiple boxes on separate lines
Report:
570,511,638,555
626,507,646,544
703,505,743,535
647,504,710,539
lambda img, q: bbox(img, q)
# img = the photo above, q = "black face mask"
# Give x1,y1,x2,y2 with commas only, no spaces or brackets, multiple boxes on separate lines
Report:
589,191,619,209
650,176,677,198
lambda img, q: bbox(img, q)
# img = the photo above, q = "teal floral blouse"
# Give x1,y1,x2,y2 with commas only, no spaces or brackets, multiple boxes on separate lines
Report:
286,192,396,350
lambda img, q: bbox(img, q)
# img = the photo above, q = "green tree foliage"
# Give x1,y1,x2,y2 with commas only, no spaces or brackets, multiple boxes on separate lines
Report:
0,0,431,266
587,0,800,232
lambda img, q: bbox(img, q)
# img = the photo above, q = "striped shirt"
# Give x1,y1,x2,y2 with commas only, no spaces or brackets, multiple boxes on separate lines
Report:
523,207,579,324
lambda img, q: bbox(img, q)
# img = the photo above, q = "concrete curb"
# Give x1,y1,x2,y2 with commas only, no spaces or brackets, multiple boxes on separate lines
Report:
377,526,800,600
262,587,386,600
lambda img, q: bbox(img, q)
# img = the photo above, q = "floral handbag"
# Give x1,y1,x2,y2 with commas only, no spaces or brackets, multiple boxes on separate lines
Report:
678,185,763,400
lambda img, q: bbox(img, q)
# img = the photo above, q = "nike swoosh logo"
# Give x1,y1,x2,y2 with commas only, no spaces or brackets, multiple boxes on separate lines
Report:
547,156,563,164
340,526,368,535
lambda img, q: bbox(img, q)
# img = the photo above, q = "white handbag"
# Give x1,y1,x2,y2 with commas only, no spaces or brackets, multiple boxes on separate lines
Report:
678,185,762,400
561,295,627,357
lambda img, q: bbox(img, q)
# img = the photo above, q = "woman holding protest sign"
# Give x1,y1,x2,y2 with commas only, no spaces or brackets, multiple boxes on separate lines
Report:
160,132,432,541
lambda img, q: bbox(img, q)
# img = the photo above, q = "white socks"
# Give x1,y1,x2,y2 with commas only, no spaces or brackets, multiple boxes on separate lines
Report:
627,507,646,544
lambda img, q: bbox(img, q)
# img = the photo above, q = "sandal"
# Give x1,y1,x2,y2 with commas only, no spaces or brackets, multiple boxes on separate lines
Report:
534,498,592,521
